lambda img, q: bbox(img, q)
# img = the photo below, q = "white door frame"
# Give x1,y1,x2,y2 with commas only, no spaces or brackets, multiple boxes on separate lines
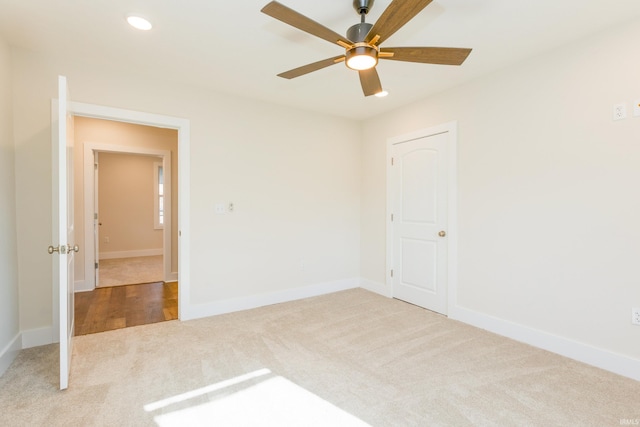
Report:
386,121,458,315
83,143,173,288
52,101,190,324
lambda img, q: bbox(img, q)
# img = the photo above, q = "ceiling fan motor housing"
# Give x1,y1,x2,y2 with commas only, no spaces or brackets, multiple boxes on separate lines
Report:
347,22,373,43
353,0,374,15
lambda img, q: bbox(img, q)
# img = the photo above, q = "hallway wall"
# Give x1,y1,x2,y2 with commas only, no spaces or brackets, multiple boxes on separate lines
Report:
97,152,163,258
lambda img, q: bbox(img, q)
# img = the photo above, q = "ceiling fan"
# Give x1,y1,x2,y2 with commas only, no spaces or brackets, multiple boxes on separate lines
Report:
261,0,472,97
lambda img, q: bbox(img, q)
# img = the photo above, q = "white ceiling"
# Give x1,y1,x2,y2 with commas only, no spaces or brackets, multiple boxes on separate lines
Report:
1,0,639,120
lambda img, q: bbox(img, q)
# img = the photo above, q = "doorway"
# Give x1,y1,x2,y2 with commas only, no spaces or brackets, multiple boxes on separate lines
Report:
95,152,164,287
72,116,182,334
386,122,458,315
66,104,188,332
89,149,172,289
75,117,178,335
76,118,177,289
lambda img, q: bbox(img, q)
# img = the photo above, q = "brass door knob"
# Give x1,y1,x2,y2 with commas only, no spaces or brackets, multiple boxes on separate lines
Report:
438,231,446,237
48,245,67,254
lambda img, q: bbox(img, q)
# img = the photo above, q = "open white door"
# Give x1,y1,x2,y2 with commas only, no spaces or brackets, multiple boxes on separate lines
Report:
93,152,100,287
50,75,77,390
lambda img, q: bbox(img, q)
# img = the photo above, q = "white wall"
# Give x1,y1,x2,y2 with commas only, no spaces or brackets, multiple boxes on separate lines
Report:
0,37,20,375
361,19,640,361
11,48,361,333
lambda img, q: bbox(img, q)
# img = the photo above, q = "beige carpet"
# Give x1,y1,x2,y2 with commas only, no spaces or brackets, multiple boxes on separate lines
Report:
1,289,638,426
98,255,163,287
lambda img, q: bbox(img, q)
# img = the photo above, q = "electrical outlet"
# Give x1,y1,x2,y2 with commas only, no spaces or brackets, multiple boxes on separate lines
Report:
633,308,640,326
214,203,226,215
613,103,627,121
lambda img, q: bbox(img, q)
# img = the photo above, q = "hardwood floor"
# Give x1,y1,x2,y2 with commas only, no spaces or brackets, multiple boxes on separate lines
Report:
74,281,178,336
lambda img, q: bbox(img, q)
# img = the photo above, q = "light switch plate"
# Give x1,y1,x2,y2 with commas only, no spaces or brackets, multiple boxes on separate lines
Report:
633,99,640,117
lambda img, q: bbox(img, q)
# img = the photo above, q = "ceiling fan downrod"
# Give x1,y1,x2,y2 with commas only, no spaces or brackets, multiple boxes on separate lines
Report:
350,0,375,41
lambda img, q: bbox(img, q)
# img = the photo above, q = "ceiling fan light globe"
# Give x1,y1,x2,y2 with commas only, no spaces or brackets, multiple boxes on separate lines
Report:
346,55,377,70
345,45,378,71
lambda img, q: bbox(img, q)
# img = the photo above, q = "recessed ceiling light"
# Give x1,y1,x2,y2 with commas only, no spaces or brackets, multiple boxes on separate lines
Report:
375,90,389,98
127,15,153,31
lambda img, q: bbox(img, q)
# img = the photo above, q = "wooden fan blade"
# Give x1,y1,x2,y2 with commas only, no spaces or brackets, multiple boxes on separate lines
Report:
381,47,472,65
262,1,352,47
366,0,433,45
359,68,383,97
277,55,345,79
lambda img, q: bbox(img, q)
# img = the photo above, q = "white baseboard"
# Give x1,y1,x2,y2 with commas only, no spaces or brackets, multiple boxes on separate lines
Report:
359,278,391,297
99,249,163,260
166,272,178,282
183,278,360,321
21,326,56,349
0,333,22,377
74,279,93,293
450,305,640,381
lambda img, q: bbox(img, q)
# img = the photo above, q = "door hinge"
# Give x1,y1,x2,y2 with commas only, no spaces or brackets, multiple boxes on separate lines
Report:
390,269,394,278
391,157,394,166
391,213,394,222
94,213,98,220
95,262,99,269
94,163,98,169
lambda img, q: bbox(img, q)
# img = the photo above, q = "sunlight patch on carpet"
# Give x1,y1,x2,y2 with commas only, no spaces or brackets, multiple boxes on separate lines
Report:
147,369,370,426
144,369,271,412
